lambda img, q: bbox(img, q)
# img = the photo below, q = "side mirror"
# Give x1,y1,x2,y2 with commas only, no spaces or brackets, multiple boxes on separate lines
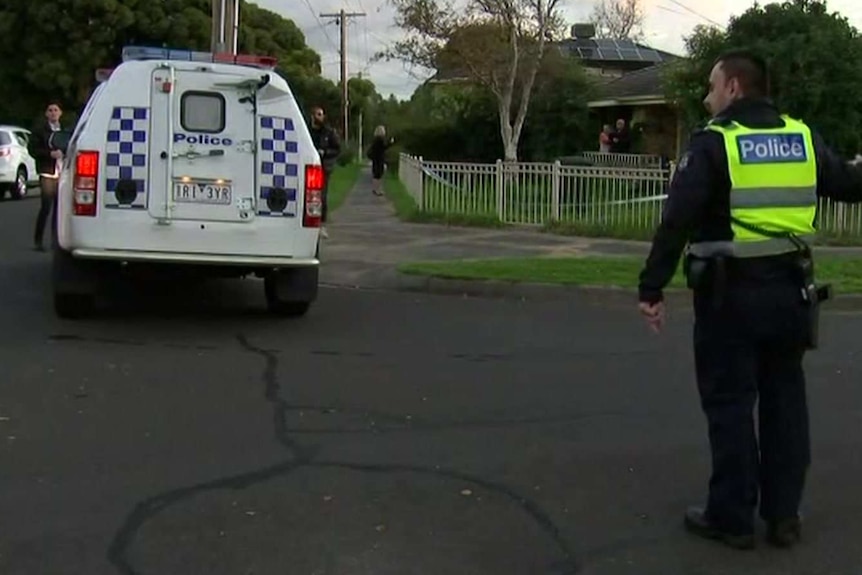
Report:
48,130,72,153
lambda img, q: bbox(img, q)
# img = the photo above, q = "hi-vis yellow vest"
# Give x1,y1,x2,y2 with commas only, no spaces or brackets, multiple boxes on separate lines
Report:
688,115,818,258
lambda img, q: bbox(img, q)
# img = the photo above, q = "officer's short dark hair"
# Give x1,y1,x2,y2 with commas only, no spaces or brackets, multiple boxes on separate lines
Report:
714,49,770,97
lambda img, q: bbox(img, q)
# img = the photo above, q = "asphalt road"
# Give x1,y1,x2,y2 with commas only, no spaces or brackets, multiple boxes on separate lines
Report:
2,197,862,575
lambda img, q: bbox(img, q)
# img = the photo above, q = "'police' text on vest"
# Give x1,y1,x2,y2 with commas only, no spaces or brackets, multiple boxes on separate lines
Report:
736,133,807,164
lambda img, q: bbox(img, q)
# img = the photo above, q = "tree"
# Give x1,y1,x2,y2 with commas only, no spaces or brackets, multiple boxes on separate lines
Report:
519,48,593,160
0,0,336,129
664,0,862,155
383,0,565,162
590,0,645,40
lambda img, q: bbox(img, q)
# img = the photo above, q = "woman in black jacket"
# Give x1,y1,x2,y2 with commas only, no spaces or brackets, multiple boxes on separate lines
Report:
30,102,65,251
367,125,394,196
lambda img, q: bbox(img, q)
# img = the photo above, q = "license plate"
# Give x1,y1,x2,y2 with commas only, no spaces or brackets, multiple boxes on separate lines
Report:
173,181,232,205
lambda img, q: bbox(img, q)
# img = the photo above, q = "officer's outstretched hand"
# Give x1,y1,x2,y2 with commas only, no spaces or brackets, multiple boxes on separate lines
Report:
638,301,665,334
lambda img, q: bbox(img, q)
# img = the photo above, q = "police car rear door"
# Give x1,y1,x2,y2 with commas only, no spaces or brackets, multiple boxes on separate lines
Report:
149,65,256,223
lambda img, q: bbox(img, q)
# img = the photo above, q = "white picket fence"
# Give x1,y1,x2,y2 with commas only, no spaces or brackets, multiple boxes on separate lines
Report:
397,153,862,237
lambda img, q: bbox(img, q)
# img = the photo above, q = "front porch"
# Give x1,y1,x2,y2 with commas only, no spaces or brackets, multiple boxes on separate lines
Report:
586,64,687,161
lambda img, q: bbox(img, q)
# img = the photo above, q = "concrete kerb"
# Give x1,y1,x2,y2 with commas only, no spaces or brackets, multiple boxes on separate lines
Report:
323,266,862,312
395,273,862,311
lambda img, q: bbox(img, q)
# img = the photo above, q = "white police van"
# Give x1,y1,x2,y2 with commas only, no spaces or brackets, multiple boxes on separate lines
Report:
54,46,324,318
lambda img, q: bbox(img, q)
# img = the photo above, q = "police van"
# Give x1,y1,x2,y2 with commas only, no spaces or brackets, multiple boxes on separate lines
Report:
53,46,324,319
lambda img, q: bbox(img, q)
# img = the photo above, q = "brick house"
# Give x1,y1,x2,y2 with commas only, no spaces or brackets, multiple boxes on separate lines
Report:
559,24,685,160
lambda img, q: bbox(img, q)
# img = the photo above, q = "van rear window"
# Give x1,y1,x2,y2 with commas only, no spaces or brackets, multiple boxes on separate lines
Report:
0,132,11,146
180,91,225,133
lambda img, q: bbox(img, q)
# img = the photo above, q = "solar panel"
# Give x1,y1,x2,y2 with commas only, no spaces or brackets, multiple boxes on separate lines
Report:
565,37,671,62
638,48,662,62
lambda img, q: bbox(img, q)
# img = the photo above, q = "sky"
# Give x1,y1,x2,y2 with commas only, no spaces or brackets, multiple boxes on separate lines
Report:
259,0,862,101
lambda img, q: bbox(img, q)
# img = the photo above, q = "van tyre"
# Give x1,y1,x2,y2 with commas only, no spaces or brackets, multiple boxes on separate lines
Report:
52,247,97,319
54,293,96,319
263,267,318,317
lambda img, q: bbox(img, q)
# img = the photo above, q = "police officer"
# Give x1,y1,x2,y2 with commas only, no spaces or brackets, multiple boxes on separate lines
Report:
637,49,862,549
308,105,341,239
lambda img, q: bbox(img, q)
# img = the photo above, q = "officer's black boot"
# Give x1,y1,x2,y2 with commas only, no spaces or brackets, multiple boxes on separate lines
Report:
684,506,756,550
766,516,802,548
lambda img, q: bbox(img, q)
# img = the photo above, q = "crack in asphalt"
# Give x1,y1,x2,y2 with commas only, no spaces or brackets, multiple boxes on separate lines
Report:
106,333,580,574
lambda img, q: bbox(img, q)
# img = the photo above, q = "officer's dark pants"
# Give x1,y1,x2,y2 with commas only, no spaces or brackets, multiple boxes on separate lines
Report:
692,257,811,535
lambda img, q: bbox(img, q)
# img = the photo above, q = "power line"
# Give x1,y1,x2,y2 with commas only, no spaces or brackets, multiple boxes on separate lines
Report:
665,0,724,28
299,0,339,51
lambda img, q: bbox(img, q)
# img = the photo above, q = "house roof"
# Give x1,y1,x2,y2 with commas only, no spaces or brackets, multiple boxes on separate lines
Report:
558,37,678,65
587,63,671,107
428,37,680,84
601,64,666,97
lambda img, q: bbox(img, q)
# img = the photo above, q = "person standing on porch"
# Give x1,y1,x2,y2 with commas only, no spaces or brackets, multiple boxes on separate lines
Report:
611,118,631,153
599,124,612,152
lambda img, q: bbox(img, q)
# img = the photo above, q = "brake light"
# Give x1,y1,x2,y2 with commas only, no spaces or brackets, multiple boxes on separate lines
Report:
0,147,10,157
303,165,324,228
74,151,99,217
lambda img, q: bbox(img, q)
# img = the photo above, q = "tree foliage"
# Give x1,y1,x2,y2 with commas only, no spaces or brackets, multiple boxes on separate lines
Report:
383,0,566,161
664,0,862,155
0,0,345,133
590,0,645,40
379,50,594,165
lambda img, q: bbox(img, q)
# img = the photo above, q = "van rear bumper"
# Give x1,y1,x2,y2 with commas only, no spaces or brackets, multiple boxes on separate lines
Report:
71,248,319,268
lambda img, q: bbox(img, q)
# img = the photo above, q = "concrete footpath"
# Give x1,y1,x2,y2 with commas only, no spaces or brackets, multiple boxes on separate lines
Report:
318,167,862,304
319,167,651,297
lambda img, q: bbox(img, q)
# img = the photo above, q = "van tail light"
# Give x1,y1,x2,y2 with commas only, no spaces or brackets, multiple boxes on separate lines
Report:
303,164,324,228
74,151,99,217
0,147,11,157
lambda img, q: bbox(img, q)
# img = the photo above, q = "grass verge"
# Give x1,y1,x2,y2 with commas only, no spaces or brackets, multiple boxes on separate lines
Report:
398,254,862,293
327,162,362,212
383,170,507,228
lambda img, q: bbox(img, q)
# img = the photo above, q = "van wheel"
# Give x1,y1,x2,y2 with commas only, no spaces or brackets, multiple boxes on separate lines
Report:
10,167,27,200
53,248,97,319
264,272,312,317
54,293,95,319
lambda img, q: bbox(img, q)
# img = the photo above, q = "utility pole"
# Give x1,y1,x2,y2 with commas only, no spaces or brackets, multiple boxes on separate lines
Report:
320,9,366,142
211,0,239,54
358,109,364,161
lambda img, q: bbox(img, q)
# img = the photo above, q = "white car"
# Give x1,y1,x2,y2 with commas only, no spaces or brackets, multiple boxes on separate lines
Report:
54,46,324,318
0,125,38,200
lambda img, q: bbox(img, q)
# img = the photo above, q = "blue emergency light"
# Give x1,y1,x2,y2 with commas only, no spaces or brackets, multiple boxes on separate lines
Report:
120,46,278,70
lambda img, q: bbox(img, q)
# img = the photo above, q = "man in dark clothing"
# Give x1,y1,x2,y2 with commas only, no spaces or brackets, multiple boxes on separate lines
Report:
610,118,631,153
30,101,65,251
638,49,862,550
308,106,341,239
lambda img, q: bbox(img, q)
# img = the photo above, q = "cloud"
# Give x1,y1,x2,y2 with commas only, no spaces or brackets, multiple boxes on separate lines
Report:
257,0,862,101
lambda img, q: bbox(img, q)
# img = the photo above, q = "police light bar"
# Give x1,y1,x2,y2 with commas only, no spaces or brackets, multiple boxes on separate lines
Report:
120,46,278,70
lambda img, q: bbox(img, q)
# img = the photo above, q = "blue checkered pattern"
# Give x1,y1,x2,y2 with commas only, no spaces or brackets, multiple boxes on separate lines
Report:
105,107,149,209
258,115,299,217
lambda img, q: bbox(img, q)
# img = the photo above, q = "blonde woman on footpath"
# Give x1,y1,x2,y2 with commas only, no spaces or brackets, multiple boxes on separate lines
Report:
367,125,394,196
